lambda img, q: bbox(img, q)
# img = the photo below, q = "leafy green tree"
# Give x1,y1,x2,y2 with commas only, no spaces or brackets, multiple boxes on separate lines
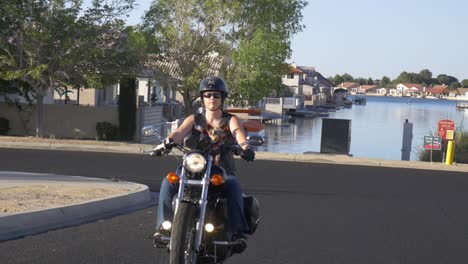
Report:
341,73,354,82
227,29,290,106
419,69,433,85
437,74,458,86
381,76,391,87
419,69,432,80
226,0,306,106
143,0,307,113
449,82,461,90
331,74,344,85
357,78,367,85
462,79,468,88
394,71,425,84
0,0,137,137
142,0,233,114
367,78,374,85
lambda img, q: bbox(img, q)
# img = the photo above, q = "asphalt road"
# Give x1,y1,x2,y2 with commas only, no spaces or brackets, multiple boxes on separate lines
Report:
1,148,468,264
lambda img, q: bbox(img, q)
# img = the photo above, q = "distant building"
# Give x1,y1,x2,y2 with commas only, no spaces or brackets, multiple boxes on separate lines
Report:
425,85,448,97
335,82,360,93
396,83,423,96
282,64,334,106
376,88,388,95
358,85,378,94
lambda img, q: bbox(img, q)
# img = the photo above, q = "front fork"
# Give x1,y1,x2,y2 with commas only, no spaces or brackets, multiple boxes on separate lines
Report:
174,155,212,252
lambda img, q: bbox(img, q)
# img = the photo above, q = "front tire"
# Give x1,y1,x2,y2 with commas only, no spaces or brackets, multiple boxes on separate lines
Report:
170,202,198,264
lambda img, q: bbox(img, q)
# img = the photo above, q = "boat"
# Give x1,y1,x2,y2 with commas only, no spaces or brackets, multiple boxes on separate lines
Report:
343,98,353,108
287,110,317,118
287,108,330,118
241,120,265,132
353,93,367,105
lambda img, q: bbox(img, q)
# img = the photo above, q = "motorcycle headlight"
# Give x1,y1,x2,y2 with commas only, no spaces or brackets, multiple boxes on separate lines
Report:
185,153,206,173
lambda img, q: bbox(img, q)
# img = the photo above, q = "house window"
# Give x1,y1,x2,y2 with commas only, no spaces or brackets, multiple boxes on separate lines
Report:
288,73,294,79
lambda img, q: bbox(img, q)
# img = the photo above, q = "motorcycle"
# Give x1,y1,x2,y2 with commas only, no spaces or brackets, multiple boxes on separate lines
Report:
142,125,263,264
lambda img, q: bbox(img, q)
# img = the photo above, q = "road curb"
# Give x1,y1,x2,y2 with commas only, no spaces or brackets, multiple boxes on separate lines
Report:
255,152,468,172
0,138,146,154
1,136,468,172
0,180,154,241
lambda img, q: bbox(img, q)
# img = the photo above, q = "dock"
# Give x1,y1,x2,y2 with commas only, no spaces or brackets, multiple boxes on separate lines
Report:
226,108,284,123
456,102,468,109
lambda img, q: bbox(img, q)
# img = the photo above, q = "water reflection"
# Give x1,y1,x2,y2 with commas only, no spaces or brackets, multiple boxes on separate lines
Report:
257,96,468,161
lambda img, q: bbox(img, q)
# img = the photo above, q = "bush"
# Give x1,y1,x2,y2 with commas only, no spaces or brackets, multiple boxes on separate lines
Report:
0,117,10,135
96,121,118,141
418,148,444,162
454,132,468,164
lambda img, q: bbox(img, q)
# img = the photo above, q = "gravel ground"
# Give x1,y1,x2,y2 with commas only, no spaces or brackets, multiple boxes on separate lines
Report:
0,185,131,214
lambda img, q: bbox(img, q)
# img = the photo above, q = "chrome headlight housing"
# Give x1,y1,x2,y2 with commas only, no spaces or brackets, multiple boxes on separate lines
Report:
185,153,207,173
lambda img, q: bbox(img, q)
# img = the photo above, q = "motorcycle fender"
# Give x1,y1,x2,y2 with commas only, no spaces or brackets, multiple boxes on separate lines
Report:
243,195,259,235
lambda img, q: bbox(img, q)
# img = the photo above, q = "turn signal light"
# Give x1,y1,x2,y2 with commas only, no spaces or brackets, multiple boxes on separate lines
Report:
166,172,180,183
210,174,223,186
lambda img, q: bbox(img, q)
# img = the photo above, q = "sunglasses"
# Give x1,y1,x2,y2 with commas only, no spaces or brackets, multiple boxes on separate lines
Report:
203,92,222,99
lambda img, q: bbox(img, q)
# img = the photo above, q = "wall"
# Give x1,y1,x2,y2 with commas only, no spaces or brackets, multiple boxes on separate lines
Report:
0,103,118,139
138,105,164,144
264,98,283,114
77,88,97,106
282,74,300,87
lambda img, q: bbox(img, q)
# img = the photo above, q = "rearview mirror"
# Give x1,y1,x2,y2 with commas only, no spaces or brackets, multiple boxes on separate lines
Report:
142,125,161,138
247,135,264,146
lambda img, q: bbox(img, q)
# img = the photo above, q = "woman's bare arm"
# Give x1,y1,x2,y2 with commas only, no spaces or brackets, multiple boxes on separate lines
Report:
229,116,249,150
167,115,195,145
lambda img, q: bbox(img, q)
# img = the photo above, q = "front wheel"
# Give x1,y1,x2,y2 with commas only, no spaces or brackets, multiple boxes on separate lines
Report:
170,202,198,264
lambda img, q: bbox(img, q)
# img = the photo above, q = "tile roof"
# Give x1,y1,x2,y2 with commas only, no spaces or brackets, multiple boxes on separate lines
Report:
401,83,423,90
360,85,378,91
290,67,304,74
145,53,224,81
426,85,448,94
338,82,360,89
457,88,468,95
296,66,316,72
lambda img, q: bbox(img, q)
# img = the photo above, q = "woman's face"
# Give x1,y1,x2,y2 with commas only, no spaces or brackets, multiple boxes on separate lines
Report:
202,91,222,110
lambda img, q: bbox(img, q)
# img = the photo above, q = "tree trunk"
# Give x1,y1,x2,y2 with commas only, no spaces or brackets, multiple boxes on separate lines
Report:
183,93,193,116
35,93,44,137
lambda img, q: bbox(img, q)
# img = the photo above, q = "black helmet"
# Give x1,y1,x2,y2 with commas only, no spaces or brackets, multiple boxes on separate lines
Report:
199,76,228,98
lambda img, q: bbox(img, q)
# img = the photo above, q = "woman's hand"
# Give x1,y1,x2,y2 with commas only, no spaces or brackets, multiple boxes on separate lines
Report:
241,148,255,162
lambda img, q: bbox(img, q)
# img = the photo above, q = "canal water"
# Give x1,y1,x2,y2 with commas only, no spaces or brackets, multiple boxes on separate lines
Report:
256,96,468,161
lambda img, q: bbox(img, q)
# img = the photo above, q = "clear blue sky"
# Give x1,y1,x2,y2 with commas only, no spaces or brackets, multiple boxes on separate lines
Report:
87,0,468,81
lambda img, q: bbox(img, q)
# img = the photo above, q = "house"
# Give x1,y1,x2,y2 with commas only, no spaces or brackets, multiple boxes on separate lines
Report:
388,88,398,96
376,88,388,95
425,85,448,97
456,88,468,96
335,82,360,93
282,66,304,96
396,83,423,96
452,88,468,100
358,85,378,94
282,65,334,106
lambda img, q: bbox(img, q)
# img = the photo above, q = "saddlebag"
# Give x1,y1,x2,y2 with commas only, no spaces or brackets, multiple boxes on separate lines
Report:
243,195,259,235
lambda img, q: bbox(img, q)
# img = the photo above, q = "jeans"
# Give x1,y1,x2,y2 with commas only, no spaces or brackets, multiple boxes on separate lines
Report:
156,175,249,234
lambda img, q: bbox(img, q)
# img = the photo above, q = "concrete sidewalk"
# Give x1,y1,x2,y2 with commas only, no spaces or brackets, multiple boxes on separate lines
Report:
1,136,467,172
0,171,154,241
0,135,467,241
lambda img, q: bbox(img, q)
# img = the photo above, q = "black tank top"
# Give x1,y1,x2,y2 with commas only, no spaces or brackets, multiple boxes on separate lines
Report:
193,112,237,175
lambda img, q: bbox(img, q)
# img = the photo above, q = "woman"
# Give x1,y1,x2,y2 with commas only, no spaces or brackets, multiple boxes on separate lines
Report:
153,76,255,252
